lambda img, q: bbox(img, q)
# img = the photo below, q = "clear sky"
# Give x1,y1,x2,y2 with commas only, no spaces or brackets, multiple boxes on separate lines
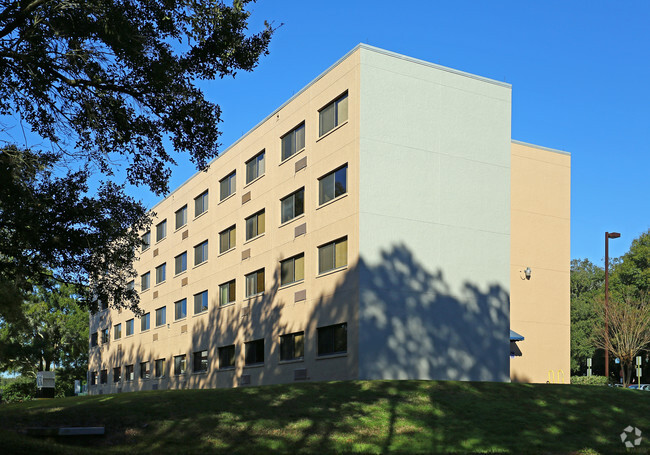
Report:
147,0,649,266
17,1,650,266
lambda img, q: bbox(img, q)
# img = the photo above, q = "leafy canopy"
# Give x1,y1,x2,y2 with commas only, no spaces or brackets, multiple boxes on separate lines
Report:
0,0,274,315
1,0,273,195
0,279,88,375
0,147,148,314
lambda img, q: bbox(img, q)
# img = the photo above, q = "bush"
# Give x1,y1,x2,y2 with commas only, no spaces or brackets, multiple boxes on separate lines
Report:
571,375,609,386
1,376,37,403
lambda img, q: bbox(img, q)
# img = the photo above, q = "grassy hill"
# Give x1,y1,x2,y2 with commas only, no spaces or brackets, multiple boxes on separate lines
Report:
0,380,648,454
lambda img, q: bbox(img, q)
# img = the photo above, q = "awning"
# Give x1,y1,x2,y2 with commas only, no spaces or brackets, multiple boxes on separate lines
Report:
510,330,525,342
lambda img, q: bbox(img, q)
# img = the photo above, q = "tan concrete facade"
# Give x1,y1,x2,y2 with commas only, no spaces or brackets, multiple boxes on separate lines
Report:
88,45,571,393
510,140,571,383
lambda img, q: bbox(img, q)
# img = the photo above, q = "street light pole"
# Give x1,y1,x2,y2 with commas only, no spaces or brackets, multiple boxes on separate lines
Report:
604,231,621,379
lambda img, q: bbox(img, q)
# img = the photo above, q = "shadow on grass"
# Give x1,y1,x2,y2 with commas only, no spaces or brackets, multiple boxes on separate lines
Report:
12,243,644,453
1,380,648,454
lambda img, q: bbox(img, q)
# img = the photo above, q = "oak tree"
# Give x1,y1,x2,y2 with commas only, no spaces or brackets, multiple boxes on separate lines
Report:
0,0,274,315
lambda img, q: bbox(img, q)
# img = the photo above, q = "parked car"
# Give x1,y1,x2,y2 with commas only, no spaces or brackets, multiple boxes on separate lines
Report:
627,384,649,390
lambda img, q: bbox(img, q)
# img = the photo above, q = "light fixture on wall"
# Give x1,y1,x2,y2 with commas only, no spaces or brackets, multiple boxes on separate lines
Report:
524,267,532,280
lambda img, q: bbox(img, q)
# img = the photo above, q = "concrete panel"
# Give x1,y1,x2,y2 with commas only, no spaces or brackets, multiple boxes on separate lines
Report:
358,47,511,382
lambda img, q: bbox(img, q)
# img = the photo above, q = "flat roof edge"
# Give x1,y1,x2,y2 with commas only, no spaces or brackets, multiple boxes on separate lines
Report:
149,45,365,212
149,44,513,212
358,44,512,89
512,139,570,156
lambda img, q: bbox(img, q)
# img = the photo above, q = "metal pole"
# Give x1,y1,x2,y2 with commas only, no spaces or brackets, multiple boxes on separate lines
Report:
605,232,609,379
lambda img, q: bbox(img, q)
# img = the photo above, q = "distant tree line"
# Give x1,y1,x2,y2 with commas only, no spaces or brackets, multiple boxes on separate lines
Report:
571,229,650,386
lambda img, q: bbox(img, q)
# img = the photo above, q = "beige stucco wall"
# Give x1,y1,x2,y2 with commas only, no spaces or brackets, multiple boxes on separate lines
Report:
88,45,572,393
510,140,571,383
89,48,362,393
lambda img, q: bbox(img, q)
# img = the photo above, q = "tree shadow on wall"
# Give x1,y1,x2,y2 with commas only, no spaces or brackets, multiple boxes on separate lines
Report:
307,242,510,382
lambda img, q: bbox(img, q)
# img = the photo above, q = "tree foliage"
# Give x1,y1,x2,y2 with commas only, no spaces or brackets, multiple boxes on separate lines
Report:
570,259,604,373
0,280,88,375
0,147,148,314
612,229,650,297
592,293,650,387
0,0,274,194
0,0,274,317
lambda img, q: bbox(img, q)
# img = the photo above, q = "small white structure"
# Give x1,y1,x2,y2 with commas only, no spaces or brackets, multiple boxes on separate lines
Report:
36,371,55,389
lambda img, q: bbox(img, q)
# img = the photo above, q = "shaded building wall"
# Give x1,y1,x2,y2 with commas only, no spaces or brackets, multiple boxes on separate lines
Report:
510,140,571,383
357,47,512,382
88,48,363,393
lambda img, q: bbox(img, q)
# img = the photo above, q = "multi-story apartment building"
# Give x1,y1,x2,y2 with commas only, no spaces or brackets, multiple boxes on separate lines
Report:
88,44,570,392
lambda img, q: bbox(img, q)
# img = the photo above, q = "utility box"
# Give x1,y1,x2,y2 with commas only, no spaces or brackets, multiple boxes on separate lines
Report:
36,371,55,398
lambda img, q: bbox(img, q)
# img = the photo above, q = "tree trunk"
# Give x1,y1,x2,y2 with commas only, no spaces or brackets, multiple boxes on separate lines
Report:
624,362,633,388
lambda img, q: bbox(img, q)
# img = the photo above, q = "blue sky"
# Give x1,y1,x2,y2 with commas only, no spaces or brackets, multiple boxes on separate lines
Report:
150,0,648,265
8,1,650,265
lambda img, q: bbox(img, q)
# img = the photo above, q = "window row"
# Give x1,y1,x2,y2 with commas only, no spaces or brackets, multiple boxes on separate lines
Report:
89,323,347,385
135,232,347,296
140,91,348,252
93,237,346,346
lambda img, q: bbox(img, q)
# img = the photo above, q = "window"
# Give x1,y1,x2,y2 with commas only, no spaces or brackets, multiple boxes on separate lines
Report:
99,299,108,311
102,328,109,344
281,123,305,161
220,171,236,201
174,354,186,375
91,332,98,347
113,366,121,383
194,290,208,314
319,164,348,205
155,306,166,327
194,350,208,373
219,345,235,369
280,188,304,223
245,210,265,240
319,92,348,136
219,225,236,253
156,219,167,242
100,369,108,384
90,371,98,385
219,280,236,306
140,361,150,380
142,231,151,252
141,272,150,291
317,323,347,356
281,253,305,286
175,251,187,275
194,240,208,265
155,263,166,284
246,150,265,184
126,319,134,336
195,190,208,217
175,298,187,320
245,269,265,298
245,339,264,365
175,205,187,230
114,323,122,340
154,358,165,378
141,312,150,331
318,237,348,274
125,364,134,381
280,332,305,361
127,280,135,291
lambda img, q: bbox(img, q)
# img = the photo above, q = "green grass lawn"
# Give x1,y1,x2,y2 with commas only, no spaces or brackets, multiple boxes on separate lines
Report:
0,380,648,454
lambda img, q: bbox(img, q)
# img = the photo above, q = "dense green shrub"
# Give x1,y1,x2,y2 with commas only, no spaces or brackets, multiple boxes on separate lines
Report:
571,375,609,386
1,376,37,403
